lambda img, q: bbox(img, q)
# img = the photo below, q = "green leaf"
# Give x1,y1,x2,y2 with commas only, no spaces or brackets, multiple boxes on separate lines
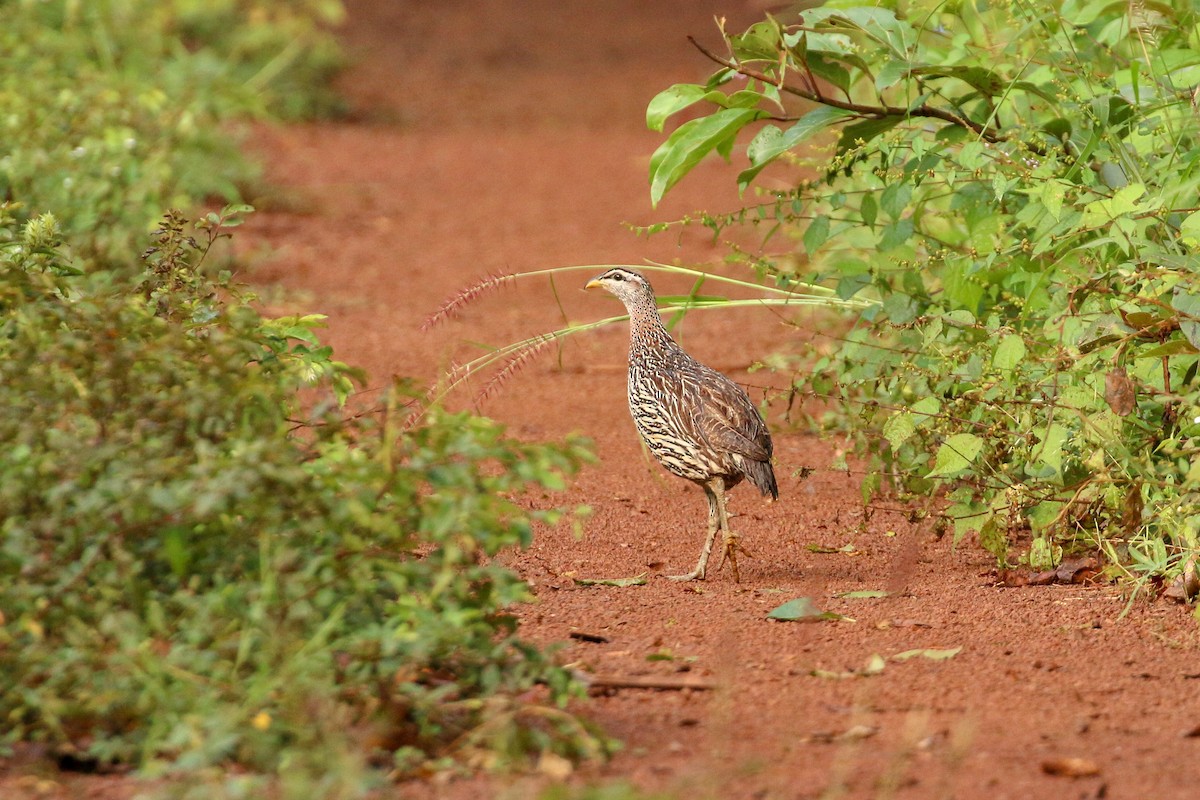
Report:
1028,536,1061,571
882,290,917,324
992,334,1026,370
928,433,984,477
804,52,852,96
646,84,708,132
879,218,914,250
1033,423,1070,476
910,65,1005,95
649,107,765,206
1040,182,1066,221
860,470,882,504
1135,339,1199,358
836,589,890,599
882,411,916,451
807,7,915,58
880,182,912,220
803,215,831,254
767,597,845,622
911,396,941,424
860,193,878,228
731,20,783,60
1081,183,1145,226
1172,286,1200,350
1180,210,1200,249
875,59,910,91
738,107,854,190
946,502,989,544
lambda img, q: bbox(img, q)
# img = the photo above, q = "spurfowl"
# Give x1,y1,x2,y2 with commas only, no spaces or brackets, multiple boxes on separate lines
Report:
585,267,777,581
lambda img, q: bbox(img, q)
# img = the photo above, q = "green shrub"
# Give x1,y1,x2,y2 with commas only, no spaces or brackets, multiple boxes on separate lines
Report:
0,0,344,271
0,207,600,792
647,0,1200,591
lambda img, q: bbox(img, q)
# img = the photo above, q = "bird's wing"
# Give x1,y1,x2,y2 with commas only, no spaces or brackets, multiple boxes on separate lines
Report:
693,371,772,463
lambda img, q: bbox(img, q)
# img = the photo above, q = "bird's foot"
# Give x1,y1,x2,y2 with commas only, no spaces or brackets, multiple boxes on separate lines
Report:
666,568,705,582
714,532,750,583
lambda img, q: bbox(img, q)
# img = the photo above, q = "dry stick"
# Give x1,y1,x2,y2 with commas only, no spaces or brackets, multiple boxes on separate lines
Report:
687,35,1044,154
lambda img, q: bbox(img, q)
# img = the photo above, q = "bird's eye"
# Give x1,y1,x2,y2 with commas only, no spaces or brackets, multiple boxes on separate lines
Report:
612,273,624,281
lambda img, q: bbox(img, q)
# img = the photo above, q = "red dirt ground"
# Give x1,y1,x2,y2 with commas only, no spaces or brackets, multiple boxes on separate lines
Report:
9,2,1200,799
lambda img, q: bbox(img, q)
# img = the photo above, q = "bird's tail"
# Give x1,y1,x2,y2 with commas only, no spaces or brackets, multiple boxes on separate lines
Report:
746,459,779,501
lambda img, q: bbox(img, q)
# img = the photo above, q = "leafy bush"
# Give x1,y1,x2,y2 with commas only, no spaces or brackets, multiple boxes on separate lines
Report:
647,0,1200,591
0,207,599,793
0,0,344,271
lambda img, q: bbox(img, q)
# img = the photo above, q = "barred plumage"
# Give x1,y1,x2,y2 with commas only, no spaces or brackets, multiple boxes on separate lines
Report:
586,267,777,581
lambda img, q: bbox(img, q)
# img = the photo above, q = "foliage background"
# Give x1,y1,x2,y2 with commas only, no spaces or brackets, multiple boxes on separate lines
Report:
646,0,1200,595
0,0,343,271
1,2,603,796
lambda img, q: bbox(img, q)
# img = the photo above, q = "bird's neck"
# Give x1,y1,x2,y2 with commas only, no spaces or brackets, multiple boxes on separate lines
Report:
627,298,676,354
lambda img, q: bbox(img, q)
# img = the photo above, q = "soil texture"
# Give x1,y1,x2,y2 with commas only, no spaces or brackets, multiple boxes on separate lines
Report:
10,2,1200,799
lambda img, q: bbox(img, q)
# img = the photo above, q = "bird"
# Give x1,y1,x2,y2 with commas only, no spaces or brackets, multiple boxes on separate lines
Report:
585,267,778,582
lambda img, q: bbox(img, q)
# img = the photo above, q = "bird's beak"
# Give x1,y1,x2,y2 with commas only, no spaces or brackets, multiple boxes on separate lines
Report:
584,279,603,290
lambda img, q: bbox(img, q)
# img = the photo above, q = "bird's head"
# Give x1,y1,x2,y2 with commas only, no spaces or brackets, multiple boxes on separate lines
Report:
584,267,654,307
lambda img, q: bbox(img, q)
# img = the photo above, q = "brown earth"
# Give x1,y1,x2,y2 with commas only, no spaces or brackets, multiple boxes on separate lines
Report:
10,1,1200,799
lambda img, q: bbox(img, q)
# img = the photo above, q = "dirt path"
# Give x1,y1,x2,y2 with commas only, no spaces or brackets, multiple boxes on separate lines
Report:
237,2,1200,799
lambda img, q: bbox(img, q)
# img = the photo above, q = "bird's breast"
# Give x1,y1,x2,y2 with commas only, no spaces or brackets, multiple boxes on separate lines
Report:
626,362,726,483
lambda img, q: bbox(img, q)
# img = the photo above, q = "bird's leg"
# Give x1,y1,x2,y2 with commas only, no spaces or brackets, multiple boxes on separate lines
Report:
711,483,742,583
666,482,720,581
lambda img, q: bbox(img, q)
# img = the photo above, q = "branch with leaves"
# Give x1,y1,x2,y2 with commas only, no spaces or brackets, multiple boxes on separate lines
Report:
645,1,1200,590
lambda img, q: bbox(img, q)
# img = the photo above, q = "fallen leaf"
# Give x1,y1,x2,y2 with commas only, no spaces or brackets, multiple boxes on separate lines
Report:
1104,367,1135,416
810,653,885,680
574,573,648,587
767,597,846,622
1008,558,1101,588
837,589,890,599
1027,570,1056,585
837,724,879,742
1167,554,1200,603
892,646,963,662
1042,757,1100,778
1056,557,1101,583
802,726,886,744
997,569,1030,587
